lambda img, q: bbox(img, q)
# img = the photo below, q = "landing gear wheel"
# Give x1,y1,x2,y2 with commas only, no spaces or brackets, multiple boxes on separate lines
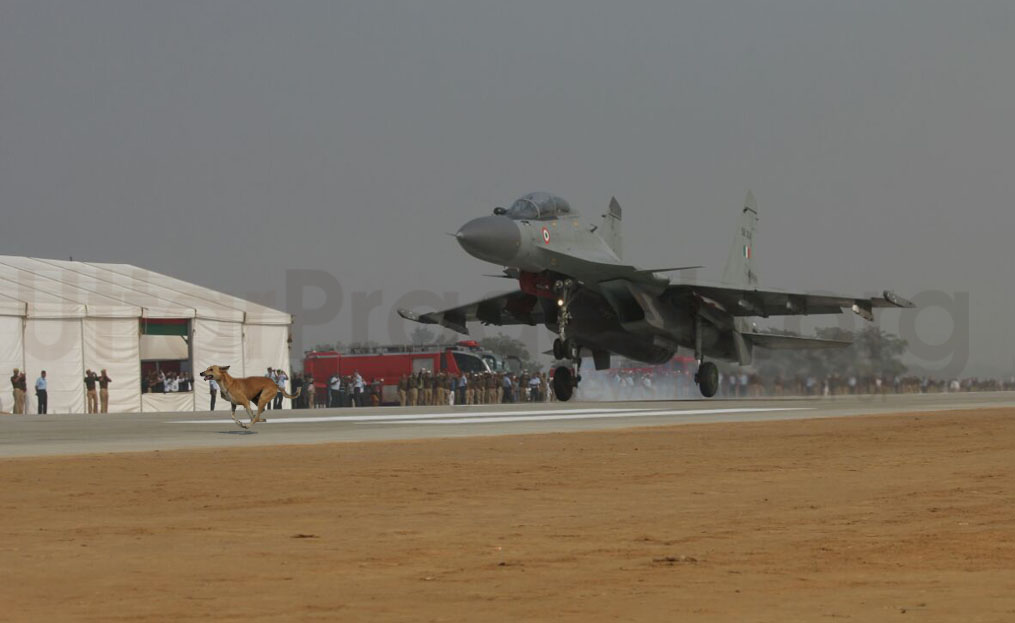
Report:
695,361,719,398
553,365,575,402
553,338,565,360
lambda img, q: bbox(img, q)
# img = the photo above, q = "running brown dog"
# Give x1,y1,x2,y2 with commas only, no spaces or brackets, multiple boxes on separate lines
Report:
200,365,301,429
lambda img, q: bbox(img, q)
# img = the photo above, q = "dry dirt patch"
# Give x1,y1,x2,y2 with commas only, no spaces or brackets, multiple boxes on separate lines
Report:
3,409,1015,622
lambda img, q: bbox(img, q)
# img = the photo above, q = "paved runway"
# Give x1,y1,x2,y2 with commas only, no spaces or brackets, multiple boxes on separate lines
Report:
2,392,1014,458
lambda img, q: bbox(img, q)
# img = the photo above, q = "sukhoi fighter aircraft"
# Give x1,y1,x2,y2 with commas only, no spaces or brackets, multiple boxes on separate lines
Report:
399,191,914,400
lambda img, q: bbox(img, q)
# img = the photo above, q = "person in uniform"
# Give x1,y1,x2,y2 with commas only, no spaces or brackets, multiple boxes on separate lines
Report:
11,368,25,415
422,372,433,406
398,374,408,407
84,370,98,414
435,373,446,406
98,369,112,413
485,373,495,404
408,372,420,407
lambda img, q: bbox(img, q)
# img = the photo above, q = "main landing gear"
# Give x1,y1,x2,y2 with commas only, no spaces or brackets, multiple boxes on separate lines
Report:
694,361,719,398
552,279,580,402
692,311,719,398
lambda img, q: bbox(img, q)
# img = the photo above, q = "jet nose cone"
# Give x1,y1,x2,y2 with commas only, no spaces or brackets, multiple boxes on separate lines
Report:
456,216,522,265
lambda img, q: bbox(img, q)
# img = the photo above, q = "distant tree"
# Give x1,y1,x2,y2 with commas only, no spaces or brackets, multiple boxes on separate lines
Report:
478,333,537,372
410,326,437,346
346,340,379,353
752,326,907,379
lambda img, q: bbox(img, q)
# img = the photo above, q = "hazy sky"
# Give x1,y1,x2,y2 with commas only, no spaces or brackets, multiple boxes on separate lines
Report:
2,1,1012,375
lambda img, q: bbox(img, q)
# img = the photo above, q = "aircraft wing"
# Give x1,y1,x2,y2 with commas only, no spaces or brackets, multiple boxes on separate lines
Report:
398,290,546,335
742,332,853,350
665,284,914,320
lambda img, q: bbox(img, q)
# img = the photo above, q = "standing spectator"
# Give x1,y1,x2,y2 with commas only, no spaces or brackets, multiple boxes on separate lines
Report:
352,371,364,407
274,368,288,409
264,368,274,409
408,373,420,407
398,374,408,407
458,372,468,405
328,373,340,408
35,371,48,414
209,377,219,410
98,369,112,413
11,368,26,415
305,374,316,409
529,374,541,402
502,374,514,403
84,370,99,413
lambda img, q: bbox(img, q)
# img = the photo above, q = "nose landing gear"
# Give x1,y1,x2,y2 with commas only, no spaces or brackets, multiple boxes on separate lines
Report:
552,279,581,402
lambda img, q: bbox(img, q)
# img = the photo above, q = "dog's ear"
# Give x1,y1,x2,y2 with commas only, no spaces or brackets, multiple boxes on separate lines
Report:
221,365,230,371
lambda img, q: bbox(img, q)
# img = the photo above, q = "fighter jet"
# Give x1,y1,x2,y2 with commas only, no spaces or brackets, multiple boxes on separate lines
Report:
399,191,914,400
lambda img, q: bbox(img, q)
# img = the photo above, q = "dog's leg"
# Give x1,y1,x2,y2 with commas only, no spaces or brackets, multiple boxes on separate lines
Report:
241,400,259,428
256,389,275,423
254,392,273,423
230,401,249,429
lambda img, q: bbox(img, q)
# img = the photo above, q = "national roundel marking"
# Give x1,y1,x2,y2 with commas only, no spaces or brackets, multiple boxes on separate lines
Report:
541,227,551,244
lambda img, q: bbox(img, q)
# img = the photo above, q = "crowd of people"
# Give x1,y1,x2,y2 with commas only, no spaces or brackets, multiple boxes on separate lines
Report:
6,368,47,414
141,370,194,394
392,370,552,406
83,369,113,414
579,367,1015,401
262,369,556,409
9,364,1015,415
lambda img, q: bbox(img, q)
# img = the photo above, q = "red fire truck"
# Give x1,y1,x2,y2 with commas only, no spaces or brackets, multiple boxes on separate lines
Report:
303,341,509,405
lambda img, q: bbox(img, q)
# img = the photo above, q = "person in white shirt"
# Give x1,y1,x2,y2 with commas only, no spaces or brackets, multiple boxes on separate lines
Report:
264,368,275,409
328,374,341,408
273,368,288,409
352,372,364,407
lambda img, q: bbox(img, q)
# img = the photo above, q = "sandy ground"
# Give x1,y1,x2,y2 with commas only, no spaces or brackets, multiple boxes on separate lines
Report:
3,409,1015,622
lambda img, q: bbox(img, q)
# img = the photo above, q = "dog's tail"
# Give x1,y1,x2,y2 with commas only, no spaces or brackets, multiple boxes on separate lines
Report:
279,386,302,399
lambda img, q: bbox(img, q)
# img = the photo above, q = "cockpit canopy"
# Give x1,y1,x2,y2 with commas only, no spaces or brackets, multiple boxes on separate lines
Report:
503,192,573,221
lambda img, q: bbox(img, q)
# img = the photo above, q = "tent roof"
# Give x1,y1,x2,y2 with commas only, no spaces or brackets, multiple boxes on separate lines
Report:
0,256,290,324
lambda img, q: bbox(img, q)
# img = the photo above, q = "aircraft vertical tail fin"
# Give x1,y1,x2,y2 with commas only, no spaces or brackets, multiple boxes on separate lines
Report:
721,191,759,288
599,197,623,260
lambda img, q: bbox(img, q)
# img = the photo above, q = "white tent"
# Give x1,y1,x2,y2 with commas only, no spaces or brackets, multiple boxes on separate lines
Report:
0,256,292,414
